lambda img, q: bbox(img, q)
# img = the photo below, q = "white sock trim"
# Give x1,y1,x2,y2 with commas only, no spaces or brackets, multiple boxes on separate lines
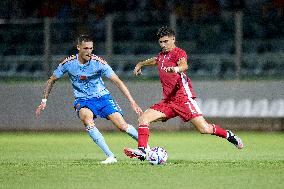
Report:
86,125,96,131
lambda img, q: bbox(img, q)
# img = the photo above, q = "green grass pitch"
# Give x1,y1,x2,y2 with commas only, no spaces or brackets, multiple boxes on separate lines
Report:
0,131,283,189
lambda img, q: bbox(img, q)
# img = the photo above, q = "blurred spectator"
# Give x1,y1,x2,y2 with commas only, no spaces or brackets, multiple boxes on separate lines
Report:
37,0,61,18
71,0,90,20
57,0,72,19
104,0,129,13
274,0,284,17
191,0,221,22
0,0,24,19
21,0,41,18
174,0,191,19
91,0,106,19
0,0,283,57
263,0,284,19
221,0,245,11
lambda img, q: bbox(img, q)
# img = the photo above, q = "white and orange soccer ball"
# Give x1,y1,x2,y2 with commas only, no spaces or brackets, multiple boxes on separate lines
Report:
147,147,168,165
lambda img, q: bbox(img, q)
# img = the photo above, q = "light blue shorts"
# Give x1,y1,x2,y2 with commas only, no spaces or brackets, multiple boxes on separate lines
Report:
74,94,123,119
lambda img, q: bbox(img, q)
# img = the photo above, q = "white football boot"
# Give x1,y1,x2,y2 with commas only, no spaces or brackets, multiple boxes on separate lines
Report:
101,157,118,164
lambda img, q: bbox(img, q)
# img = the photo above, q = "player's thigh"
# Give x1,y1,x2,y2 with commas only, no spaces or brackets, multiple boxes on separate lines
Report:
190,116,212,133
138,108,166,125
79,107,95,125
107,112,128,131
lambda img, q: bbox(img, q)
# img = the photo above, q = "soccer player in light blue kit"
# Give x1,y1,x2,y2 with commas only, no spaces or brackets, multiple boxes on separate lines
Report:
36,35,143,164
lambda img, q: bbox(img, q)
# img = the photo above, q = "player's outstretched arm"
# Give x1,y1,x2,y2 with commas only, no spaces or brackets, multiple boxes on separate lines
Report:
133,57,157,75
109,74,143,115
35,75,58,117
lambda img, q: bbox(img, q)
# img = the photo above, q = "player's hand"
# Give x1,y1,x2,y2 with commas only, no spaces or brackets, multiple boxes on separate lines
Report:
131,101,143,115
35,102,47,117
133,64,142,75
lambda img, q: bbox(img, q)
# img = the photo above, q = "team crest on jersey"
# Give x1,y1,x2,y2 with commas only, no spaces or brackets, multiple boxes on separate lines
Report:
80,75,87,80
60,55,76,65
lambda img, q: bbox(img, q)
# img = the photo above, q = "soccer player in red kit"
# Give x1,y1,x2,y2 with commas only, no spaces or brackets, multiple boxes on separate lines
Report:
124,26,243,161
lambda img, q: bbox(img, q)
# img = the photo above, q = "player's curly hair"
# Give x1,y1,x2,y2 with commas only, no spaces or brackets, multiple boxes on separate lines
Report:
157,26,175,39
77,35,93,44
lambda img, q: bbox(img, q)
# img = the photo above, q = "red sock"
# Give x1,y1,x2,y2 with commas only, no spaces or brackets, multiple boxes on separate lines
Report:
212,124,227,138
138,124,149,148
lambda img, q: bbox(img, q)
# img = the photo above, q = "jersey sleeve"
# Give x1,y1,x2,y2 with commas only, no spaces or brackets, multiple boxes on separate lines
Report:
53,62,67,79
177,49,188,62
100,62,115,78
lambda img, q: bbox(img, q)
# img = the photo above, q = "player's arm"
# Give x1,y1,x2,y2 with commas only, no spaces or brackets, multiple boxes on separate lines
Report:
163,57,188,73
109,73,143,115
35,75,58,117
133,57,157,75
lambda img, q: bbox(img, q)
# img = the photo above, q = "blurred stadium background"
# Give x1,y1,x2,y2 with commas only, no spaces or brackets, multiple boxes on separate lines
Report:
0,0,284,131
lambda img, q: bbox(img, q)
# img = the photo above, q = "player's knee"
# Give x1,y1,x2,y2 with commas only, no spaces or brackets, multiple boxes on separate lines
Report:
138,115,150,125
80,113,90,121
138,119,149,126
81,118,94,126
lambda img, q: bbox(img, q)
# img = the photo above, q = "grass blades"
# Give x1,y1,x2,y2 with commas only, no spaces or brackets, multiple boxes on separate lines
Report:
0,131,284,189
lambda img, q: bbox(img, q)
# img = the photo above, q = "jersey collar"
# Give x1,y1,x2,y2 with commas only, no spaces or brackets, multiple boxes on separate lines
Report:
76,54,91,66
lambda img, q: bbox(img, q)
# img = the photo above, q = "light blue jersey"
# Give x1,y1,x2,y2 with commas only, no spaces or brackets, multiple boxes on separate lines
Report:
53,54,114,100
51,52,138,160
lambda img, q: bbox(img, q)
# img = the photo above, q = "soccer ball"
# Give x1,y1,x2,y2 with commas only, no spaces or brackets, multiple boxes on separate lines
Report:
147,147,168,165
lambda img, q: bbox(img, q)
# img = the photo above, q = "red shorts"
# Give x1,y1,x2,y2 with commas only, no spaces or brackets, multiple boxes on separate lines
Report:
150,98,202,122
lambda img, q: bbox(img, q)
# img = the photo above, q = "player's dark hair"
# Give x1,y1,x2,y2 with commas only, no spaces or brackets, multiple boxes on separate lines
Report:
77,35,93,45
157,26,175,39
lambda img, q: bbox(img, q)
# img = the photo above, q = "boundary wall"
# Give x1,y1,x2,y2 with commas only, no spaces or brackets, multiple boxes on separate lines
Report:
0,81,283,131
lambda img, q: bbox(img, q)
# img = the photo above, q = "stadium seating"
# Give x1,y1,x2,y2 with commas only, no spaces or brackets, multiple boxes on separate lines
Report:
1,10,284,78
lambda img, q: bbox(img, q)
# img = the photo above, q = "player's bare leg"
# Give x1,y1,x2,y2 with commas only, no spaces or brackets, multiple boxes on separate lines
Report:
190,116,213,134
79,107,95,126
124,108,166,160
190,116,243,149
108,112,129,131
108,112,139,141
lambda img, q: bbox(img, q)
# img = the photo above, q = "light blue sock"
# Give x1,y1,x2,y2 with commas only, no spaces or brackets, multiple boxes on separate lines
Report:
126,124,138,141
86,125,114,157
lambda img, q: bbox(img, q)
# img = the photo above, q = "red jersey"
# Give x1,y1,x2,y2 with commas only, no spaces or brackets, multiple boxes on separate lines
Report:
156,47,196,100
